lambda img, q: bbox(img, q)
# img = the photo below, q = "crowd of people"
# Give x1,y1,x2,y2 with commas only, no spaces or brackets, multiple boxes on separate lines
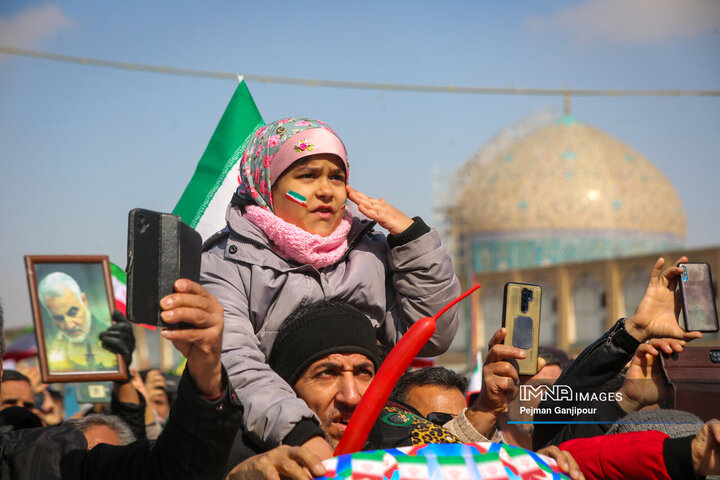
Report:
1,117,719,479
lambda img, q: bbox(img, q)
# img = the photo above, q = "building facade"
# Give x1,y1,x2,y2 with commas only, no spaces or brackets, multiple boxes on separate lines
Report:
439,113,717,369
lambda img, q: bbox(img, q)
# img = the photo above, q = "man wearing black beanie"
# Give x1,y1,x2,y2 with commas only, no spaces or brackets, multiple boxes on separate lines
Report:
267,301,381,450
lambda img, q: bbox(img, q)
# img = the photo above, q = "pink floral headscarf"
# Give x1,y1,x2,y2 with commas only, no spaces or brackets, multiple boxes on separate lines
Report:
235,117,348,212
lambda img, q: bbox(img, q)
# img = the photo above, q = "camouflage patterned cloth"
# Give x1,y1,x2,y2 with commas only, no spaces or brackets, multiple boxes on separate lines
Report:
364,405,460,450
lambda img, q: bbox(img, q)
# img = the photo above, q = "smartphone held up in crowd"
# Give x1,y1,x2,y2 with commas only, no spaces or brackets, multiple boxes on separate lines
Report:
502,282,542,375
126,208,202,328
678,262,719,333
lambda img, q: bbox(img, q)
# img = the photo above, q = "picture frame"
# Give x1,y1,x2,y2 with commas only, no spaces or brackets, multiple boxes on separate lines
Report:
25,255,127,383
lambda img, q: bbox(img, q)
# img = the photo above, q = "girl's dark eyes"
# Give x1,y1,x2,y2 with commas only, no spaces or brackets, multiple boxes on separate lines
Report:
296,172,345,181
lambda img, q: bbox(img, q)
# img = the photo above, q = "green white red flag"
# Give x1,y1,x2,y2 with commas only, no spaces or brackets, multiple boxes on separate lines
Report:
173,77,264,241
111,261,156,330
110,262,127,314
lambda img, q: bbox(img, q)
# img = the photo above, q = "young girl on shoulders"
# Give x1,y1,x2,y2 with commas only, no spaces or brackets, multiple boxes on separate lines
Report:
201,117,460,458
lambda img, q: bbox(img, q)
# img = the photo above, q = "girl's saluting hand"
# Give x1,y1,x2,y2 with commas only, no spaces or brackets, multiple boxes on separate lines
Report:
346,185,413,235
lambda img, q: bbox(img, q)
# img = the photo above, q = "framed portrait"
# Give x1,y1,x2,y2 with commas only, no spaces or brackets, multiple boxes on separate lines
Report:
25,255,127,383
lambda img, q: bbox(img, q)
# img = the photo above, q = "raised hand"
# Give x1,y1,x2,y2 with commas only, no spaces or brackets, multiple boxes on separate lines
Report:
475,328,526,414
463,328,527,437
99,310,136,379
130,367,150,403
617,338,682,413
625,257,703,342
346,185,413,235
160,279,224,398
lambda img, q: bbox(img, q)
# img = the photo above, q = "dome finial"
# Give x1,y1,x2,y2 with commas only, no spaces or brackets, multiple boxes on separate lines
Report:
563,88,572,115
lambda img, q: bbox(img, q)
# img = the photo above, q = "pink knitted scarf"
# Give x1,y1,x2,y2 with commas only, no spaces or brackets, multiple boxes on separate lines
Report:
244,205,351,268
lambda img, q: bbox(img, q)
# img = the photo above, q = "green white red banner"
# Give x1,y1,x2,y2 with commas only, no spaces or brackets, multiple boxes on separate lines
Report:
110,262,127,314
173,77,264,241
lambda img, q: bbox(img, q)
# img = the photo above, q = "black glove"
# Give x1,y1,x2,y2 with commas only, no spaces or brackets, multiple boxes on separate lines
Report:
99,310,136,381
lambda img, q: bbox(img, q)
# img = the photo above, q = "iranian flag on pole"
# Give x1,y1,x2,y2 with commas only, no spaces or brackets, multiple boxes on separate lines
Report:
111,261,156,330
173,77,264,241
110,262,127,314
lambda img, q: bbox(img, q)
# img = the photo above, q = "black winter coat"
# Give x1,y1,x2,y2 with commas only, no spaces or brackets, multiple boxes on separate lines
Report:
0,368,242,480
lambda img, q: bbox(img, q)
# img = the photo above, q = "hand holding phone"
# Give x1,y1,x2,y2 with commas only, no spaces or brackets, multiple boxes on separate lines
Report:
502,282,542,375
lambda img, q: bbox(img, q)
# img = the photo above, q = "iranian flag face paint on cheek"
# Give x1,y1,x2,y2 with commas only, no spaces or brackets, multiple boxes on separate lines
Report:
285,190,308,207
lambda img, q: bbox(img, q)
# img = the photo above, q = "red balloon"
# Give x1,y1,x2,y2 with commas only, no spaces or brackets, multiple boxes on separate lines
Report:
334,284,481,456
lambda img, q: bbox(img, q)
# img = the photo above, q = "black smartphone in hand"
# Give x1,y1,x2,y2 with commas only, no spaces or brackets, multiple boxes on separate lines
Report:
126,208,202,328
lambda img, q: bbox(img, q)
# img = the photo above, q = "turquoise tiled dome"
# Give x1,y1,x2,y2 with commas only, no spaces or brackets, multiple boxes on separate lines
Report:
451,115,686,272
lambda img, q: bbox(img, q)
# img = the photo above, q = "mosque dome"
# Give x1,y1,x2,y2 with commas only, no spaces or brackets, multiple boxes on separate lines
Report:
450,114,686,272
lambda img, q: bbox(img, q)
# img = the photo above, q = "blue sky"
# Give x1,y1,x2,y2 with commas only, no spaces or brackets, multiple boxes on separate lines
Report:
1,1,719,328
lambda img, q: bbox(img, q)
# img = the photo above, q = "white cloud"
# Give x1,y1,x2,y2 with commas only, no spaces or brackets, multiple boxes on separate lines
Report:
528,0,720,45
0,4,73,47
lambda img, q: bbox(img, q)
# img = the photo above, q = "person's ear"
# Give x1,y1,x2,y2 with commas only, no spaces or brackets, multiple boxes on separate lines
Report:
81,293,88,307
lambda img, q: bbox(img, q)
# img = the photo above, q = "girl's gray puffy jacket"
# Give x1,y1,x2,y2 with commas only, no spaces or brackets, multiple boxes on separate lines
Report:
201,203,460,450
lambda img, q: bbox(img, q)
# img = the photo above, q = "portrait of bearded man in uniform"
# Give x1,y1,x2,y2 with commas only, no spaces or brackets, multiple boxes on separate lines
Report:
37,271,118,373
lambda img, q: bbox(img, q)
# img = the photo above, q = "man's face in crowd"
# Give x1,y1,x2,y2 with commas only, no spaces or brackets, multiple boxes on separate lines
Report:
293,353,375,449
403,384,467,419
1,379,34,411
42,390,65,426
43,287,92,343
